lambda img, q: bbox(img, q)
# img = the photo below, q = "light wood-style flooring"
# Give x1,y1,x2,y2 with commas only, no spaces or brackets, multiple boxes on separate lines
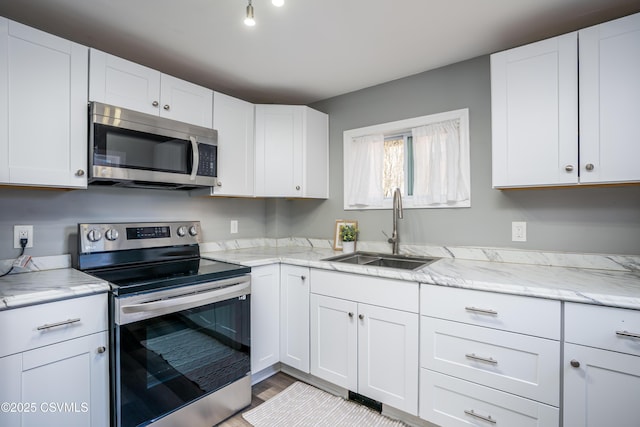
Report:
216,372,297,427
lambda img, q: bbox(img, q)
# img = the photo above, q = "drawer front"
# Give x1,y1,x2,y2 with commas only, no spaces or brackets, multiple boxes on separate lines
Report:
565,302,640,356
0,293,108,357
421,317,560,406
421,284,560,339
311,269,418,313
420,369,559,427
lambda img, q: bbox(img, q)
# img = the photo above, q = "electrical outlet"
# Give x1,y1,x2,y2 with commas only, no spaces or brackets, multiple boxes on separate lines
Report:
230,220,238,234
512,221,527,242
14,225,34,249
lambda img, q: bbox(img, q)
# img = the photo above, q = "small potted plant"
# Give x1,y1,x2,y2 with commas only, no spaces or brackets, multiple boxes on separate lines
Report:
340,224,359,253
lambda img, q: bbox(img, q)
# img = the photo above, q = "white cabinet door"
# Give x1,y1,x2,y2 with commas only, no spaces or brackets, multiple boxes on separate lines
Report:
0,18,88,188
89,48,160,116
212,92,255,196
579,13,640,184
280,265,310,372
160,74,213,128
0,332,109,427
491,32,578,188
0,353,21,427
310,294,357,390
358,303,419,416
255,105,328,198
564,343,640,427
250,264,280,374
255,105,303,197
90,49,213,127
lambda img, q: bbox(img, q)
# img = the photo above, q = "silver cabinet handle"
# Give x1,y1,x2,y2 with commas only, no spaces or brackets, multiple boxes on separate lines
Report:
97,346,107,354
216,181,222,187
465,353,498,365
295,185,301,190
570,359,580,368
37,318,81,330
163,104,170,111
616,330,640,340
585,163,595,171
152,101,159,107
300,275,306,280
464,409,496,424
348,312,354,318
75,169,85,176
465,306,498,316
565,165,574,172
189,136,199,181
359,314,364,320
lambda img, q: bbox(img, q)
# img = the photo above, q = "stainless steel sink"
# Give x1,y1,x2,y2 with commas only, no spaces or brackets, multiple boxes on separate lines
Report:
323,251,438,271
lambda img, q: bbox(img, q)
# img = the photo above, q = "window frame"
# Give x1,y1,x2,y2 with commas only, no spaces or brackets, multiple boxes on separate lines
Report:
343,108,470,210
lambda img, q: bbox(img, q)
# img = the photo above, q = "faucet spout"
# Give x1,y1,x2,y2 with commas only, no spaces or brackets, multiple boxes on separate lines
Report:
388,187,403,254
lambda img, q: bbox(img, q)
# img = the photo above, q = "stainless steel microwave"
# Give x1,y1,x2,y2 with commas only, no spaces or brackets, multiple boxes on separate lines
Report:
88,102,218,189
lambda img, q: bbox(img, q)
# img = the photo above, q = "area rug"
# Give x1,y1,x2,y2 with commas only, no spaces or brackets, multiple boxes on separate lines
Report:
242,382,407,426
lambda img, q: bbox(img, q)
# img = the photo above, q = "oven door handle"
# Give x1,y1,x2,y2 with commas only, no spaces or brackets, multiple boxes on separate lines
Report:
120,281,249,322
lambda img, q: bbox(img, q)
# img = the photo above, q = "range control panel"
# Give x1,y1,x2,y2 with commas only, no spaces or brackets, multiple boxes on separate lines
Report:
78,221,201,254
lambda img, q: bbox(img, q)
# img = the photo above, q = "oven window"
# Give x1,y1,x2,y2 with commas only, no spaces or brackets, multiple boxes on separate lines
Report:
93,124,191,174
116,295,250,427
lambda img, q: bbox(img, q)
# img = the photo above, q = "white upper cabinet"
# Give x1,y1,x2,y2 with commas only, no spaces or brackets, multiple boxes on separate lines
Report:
491,12,640,188
89,49,213,128
211,92,255,197
0,18,88,188
579,13,640,184
255,105,329,198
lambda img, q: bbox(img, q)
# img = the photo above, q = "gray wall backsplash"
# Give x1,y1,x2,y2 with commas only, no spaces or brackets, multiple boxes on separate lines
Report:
1,55,639,260
298,55,640,255
0,186,267,260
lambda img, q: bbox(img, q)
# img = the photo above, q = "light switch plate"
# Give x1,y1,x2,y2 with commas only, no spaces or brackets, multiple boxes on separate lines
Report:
512,221,527,242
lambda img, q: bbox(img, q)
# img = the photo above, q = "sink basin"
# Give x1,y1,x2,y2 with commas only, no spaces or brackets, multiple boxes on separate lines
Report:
323,252,438,271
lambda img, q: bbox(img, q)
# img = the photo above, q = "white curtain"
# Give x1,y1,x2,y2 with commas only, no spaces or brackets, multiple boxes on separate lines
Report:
412,119,469,205
346,134,384,207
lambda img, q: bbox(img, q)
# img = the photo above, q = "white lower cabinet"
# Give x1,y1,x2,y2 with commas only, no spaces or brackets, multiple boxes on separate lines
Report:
419,285,561,426
0,294,109,427
563,302,640,427
280,264,310,372
310,270,419,415
250,264,280,375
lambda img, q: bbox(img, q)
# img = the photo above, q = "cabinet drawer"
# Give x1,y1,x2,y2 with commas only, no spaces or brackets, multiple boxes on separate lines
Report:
421,285,560,339
311,269,418,313
565,302,640,356
420,369,559,427
421,317,560,406
0,294,108,357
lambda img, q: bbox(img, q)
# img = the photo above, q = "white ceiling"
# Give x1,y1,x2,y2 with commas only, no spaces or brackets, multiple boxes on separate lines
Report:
1,0,639,104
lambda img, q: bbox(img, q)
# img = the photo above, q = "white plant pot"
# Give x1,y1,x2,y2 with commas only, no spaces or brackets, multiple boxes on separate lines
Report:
342,241,355,254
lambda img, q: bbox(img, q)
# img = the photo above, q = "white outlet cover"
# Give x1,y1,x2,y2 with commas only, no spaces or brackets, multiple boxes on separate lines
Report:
512,221,527,242
14,225,34,248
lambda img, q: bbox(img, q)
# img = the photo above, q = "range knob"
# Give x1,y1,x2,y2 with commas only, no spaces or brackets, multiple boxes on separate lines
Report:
87,229,102,242
188,226,198,236
105,229,119,241
177,226,187,237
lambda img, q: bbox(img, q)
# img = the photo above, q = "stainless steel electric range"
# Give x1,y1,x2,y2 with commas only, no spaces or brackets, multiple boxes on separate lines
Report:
77,221,251,427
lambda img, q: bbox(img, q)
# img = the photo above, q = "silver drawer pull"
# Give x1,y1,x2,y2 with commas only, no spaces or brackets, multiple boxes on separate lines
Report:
465,306,498,316
37,318,81,330
465,409,496,424
465,353,498,365
616,330,640,340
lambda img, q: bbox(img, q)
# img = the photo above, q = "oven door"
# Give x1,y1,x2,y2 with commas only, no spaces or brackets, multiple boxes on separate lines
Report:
113,277,250,427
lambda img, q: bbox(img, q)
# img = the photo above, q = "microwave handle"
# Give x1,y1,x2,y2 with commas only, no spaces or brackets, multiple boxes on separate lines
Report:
189,136,199,181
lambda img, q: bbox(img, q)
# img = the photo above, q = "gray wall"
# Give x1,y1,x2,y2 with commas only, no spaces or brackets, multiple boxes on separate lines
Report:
289,55,640,255
0,187,266,260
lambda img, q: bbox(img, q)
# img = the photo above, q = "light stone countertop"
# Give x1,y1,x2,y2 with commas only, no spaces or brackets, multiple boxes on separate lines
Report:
1,240,639,311
0,268,110,310
202,245,640,311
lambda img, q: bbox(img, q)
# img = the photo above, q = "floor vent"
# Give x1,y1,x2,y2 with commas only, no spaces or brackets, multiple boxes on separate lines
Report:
348,391,382,413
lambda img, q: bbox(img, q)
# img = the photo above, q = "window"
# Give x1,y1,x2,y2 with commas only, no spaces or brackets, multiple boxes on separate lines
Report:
343,109,470,210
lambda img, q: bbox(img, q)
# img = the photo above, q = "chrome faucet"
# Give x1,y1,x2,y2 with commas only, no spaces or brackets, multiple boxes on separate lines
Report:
387,187,403,254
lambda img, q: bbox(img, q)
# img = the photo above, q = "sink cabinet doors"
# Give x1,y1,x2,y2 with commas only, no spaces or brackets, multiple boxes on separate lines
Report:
310,269,419,415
